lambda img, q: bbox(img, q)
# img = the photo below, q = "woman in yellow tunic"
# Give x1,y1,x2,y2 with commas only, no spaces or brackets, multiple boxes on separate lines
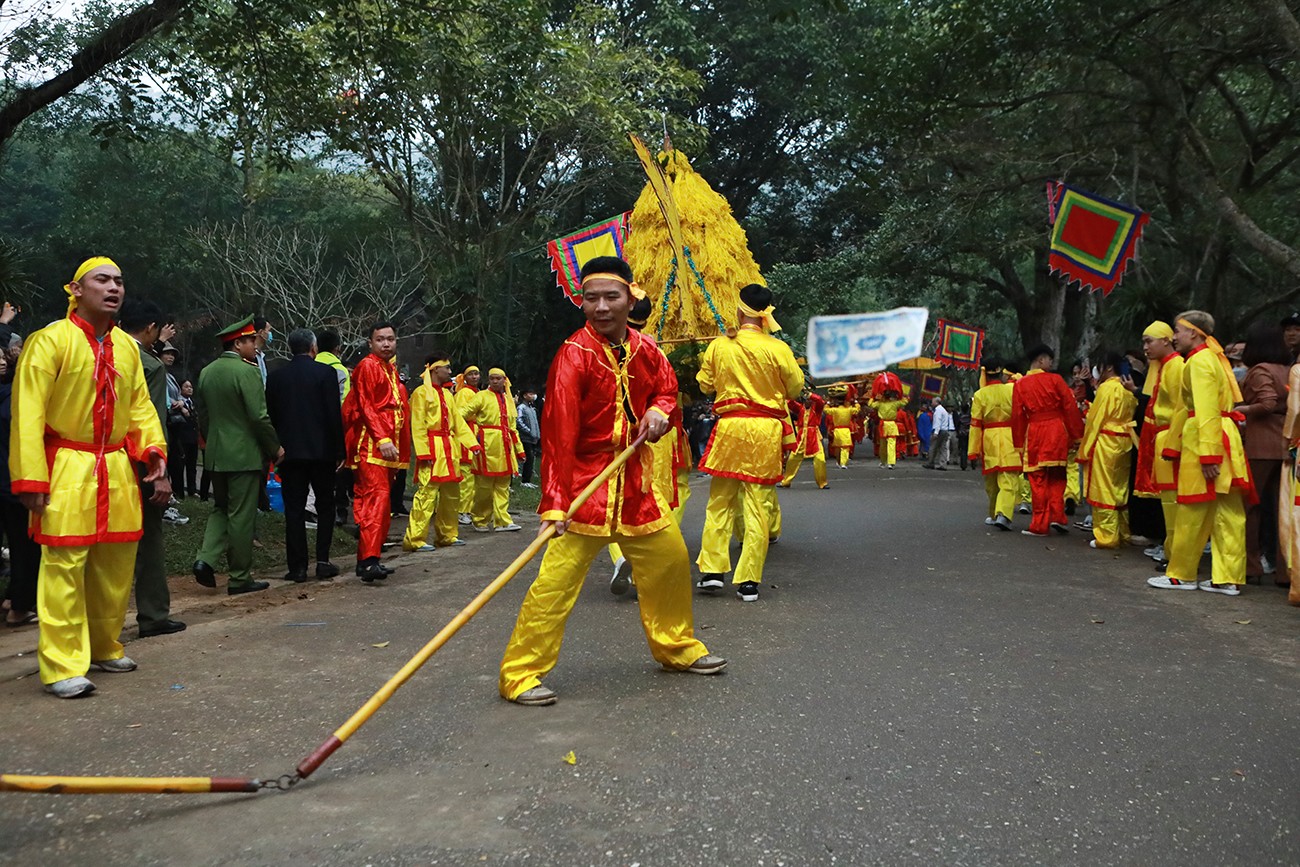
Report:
867,382,907,469
11,258,167,697
403,352,482,551
1076,353,1138,549
1148,312,1253,594
967,360,1021,529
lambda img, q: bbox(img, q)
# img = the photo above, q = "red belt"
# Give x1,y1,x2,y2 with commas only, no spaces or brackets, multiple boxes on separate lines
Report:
47,436,126,453
1100,430,1130,437
979,420,1012,429
1187,411,1245,422
713,398,788,420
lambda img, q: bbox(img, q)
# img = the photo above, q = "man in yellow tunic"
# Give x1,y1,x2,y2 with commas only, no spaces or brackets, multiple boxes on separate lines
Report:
1133,321,1184,566
11,258,167,698
967,359,1021,530
453,365,481,525
824,394,857,468
781,391,828,489
1077,352,1138,549
695,283,804,602
463,367,524,532
403,351,481,551
499,256,722,705
1148,311,1253,595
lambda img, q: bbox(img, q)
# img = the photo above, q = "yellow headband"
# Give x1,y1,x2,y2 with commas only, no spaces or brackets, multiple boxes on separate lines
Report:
1143,320,1174,340
1176,317,1243,403
488,367,506,377
739,300,781,333
581,271,645,301
464,365,479,375
64,256,119,316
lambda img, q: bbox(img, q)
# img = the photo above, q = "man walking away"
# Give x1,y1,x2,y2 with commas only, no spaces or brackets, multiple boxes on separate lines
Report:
517,387,541,488
925,397,955,469
266,328,345,582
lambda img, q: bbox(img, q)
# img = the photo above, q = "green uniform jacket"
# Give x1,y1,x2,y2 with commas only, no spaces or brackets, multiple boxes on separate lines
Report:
135,339,168,427
196,351,280,472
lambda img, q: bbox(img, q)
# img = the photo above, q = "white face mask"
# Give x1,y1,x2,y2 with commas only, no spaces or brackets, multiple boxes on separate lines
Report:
1091,366,1100,381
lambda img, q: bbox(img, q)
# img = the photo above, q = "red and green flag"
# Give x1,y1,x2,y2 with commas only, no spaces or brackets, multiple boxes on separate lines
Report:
919,372,948,399
547,214,630,306
1046,182,1149,296
935,318,984,370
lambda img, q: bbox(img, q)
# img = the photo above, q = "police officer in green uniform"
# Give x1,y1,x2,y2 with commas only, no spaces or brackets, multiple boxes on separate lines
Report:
192,316,283,594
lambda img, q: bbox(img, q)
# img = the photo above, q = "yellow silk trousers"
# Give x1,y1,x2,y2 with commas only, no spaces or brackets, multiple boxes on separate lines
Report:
1160,491,1177,553
1091,507,1130,549
457,464,476,514
984,472,1019,519
1165,491,1246,585
836,447,850,467
1065,450,1082,503
403,466,462,549
610,469,692,566
472,475,511,528
782,448,827,488
883,437,897,466
1018,474,1031,505
698,475,771,585
499,525,708,700
38,542,137,683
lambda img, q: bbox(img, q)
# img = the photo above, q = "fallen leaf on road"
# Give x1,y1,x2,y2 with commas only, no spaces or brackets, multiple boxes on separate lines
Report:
700,624,713,629
1233,769,1246,777
563,751,576,765
127,723,142,728
372,641,390,648
1234,620,1251,625
1090,619,1104,625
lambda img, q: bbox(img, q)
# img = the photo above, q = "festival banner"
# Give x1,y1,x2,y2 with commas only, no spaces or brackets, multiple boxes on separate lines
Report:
935,318,984,370
1046,181,1149,296
806,307,929,379
919,373,948,399
547,214,630,306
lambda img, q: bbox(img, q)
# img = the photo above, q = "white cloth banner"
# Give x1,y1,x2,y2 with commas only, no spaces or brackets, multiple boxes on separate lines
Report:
806,307,930,379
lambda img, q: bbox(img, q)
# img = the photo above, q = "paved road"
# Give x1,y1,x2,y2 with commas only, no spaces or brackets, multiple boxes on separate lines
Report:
1,460,1297,865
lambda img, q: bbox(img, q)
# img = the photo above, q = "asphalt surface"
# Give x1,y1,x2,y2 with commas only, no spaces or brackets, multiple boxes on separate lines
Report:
1,458,1297,865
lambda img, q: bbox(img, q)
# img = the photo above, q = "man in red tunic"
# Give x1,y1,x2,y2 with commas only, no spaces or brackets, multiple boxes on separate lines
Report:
342,321,410,582
498,256,724,706
1011,344,1085,536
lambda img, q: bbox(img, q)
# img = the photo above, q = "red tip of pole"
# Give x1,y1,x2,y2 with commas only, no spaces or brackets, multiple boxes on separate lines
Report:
209,778,262,793
296,736,343,779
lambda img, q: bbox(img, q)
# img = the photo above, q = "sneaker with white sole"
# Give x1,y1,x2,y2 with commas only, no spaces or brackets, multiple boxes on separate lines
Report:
410,544,436,553
677,654,727,674
91,656,137,673
1198,580,1241,596
696,574,725,592
610,557,632,596
162,507,189,525
1147,576,1197,590
495,523,522,532
512,685,557,706
1017,504,1031,515
1144,544,1164,559
472,525,492,533
984,517,997,526
994,514,1014,531
458,514,472,525
1021,529,1049,537
736,581,760,602
44,676,96,698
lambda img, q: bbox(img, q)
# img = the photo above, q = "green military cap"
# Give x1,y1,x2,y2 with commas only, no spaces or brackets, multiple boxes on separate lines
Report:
216,315,257,343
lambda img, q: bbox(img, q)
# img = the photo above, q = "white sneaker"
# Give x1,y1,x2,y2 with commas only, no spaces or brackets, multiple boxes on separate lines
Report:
472,525,492,533
1198,580,1241,596
1144,544,1163,559
1262,555,1275,575
984,517,997,526
1021,529,1049,537
512,685,557,706
44,676,96,698
90,655,137,673
458,514,472,525
162,507,189,525
1147,576,1197,590
411,544,436,553
521,482,537,489
494,523,522,532
610,557,632,596
1128,535,1153,547
1089,540,1098,549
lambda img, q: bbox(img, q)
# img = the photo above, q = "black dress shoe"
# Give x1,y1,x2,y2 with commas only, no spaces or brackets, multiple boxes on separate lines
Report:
193,560,216,588
315,561,340,579
284,571,309,583
138,619,187,638
228,580,270,595
380,564,395,575
358,563,387,583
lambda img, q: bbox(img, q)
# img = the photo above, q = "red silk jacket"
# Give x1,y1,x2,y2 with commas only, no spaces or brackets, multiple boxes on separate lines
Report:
343,353,410,469
540,323,677,537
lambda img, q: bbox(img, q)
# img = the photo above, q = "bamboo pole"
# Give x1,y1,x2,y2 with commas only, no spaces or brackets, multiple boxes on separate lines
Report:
2,435,650,796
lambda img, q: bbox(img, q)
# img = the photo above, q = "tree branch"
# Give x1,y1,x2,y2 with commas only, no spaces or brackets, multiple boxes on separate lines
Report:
0,0,192,147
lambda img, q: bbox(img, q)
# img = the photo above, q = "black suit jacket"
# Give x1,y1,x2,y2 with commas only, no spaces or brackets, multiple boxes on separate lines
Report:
266,355,346,464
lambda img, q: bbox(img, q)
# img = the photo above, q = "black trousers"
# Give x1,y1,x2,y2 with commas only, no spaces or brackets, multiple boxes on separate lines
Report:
390,469,408,514
279,461,337,573
0,498,40,612
520,440,539,484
